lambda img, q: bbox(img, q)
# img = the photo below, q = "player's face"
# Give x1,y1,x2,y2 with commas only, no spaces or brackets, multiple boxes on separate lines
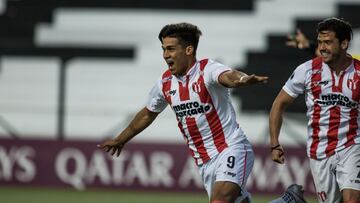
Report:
161,37,193,76
317,31,344,65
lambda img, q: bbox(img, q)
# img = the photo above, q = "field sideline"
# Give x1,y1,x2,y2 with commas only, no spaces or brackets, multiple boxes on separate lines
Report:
0,186,318,203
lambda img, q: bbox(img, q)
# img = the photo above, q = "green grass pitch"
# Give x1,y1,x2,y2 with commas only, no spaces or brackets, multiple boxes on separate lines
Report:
0,186,318,203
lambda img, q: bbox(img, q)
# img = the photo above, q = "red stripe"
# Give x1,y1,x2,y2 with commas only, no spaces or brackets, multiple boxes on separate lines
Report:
346,59,360,147
309,57,323,159
352,59,360,100
177,61,210,164
179,75,190,101
338,72,345,92
325,106,340,156
345,109,357,147
198,59,228,153
310,105,321,159
162,70,172,104
186,117,210,164
178,122,197,163
330,71,336,91
325,62,346,155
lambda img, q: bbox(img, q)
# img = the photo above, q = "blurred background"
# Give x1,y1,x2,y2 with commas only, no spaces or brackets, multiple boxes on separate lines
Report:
0,0,359,202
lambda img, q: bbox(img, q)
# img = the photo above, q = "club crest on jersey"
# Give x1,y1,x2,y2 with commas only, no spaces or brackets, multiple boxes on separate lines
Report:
192,81,202,93
347,79,359,91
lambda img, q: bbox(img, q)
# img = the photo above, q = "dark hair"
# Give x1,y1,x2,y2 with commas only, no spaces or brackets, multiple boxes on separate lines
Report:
317,17,353,43
158,22,202,54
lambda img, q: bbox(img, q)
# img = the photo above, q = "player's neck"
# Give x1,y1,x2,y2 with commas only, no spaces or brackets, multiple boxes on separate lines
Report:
181,58,197,76
328,54,352,75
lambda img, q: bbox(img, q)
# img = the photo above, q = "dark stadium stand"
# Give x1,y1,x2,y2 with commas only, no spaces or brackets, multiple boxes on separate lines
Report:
234,2,360,113
338,3,360,28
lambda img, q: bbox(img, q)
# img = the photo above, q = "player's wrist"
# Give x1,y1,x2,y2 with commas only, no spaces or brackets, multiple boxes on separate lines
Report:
271,144,281,151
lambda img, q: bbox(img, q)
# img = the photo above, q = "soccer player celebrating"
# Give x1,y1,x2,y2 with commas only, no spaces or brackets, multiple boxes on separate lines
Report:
269,17,360,203
98,22,268,203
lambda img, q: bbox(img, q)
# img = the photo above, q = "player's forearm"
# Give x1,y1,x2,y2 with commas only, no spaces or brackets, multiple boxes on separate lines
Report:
219,70,248,88
114,107,158,144
269,109,283,146
269,102,285,146
269,90,295,146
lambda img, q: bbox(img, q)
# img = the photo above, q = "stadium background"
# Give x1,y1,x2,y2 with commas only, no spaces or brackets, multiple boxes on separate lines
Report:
0,0,359,202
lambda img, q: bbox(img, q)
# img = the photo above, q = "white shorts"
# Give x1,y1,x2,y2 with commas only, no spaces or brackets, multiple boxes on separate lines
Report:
198,139,254,202
310,144,360,203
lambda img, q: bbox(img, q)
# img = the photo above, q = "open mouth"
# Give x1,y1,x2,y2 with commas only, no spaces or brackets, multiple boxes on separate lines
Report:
167,61,174,68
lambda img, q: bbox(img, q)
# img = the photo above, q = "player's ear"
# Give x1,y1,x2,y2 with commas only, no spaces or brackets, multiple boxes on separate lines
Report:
185,45,194,55
341,39,349,50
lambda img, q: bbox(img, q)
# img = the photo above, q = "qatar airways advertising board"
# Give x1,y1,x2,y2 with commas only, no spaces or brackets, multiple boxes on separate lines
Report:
0,138,314,195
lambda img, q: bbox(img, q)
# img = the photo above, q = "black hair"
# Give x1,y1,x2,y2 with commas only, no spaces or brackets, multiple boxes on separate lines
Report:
158,22,202,54
317,17,353,43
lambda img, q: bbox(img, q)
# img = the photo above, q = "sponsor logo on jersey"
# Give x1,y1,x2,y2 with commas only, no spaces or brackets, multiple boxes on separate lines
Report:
311,80,330,88
312,69,322,74
172,101,212,119
164,89,177,97
350,179,360,184
315,93,358,108
169,90,176,95
223,171,236,177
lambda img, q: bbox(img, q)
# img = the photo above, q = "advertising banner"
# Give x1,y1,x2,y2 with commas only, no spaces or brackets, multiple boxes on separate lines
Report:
0,138,314,195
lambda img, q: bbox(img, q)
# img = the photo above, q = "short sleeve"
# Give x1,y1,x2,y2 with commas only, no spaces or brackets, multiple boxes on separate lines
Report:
283,63,307,98
146,79,168,113
204,59,232,85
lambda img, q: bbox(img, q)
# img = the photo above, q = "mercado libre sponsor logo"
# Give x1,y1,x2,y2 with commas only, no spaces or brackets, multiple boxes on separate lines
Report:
172,101,212,118
315,93,358,108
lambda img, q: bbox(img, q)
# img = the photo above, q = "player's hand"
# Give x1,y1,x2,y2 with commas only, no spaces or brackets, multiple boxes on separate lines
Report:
235,74,268,86
271,145,285,164
97,139,125,157
286,29,310,50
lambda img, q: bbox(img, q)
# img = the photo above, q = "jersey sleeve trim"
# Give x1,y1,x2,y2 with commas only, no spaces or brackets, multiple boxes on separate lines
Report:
282,86,298,98
145,106,160,113
217,69,231,85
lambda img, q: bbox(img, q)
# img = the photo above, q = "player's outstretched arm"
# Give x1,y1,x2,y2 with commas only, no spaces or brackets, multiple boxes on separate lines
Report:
269,89,295,164
218,70,268,88
97,107,159,157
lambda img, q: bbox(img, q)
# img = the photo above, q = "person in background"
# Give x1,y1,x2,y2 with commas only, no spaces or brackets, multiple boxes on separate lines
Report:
286,28,319,56
98,22,268,203
270,17,360,203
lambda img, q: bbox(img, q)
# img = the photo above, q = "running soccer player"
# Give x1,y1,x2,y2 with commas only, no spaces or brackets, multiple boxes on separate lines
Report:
98,22,268,203
269,17,360,203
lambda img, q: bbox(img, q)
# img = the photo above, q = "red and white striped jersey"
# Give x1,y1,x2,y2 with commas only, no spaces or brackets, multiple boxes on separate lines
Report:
283,56,360,160
146,59,247,165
